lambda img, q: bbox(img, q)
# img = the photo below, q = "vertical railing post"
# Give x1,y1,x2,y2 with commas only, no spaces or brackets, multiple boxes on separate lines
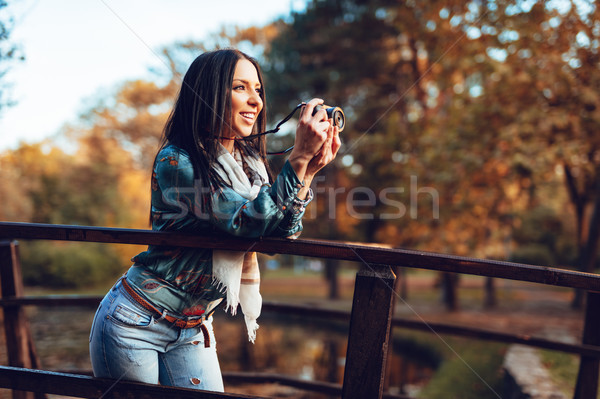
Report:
573,291,600,399
342,264,395,399
384,265,403,392
0,240,39,399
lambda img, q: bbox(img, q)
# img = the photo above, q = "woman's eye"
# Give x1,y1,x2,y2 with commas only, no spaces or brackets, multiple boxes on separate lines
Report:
256,88,263,95
233,85,245,91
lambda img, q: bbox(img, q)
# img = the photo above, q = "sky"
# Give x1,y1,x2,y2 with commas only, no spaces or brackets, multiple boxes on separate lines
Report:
0,0,304,152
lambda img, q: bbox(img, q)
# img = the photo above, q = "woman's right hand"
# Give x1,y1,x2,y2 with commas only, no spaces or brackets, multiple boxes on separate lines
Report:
288,98,332,182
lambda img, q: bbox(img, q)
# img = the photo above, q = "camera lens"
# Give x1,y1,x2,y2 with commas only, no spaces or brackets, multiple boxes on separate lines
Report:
312,104,345,132
332,109,345,131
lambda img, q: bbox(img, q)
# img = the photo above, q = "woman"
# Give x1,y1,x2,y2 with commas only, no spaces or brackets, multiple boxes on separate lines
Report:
89,49,340,392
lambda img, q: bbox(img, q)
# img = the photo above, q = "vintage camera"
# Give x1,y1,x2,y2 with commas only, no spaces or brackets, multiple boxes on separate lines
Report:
313,104,345,132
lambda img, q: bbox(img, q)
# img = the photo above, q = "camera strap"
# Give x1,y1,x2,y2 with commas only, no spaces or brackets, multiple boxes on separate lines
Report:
218,103,305,155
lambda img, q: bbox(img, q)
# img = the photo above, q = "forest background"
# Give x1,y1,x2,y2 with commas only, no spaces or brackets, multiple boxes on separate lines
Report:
0,0,599,309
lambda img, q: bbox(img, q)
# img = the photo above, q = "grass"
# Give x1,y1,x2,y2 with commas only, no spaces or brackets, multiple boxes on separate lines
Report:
539,350,577,397
538,349,600,399
417,339,507,399
260,266,356,303
384,328,509,398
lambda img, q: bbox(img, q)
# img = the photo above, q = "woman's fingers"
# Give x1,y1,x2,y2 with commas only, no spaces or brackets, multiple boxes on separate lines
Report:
294,99,331,157
315,122,334,157
331,126,341,157
300,98,325,122
323,123,339,160
305,122,341,175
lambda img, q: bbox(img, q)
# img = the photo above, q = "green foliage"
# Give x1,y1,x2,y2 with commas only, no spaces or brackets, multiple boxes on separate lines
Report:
510,206,578,266
0,142,130,226
19,241,125,288
418,342,506,399
510,244,556,266
392,332,443,370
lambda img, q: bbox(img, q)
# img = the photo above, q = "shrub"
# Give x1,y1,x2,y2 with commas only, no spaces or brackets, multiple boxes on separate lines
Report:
19,241,125,288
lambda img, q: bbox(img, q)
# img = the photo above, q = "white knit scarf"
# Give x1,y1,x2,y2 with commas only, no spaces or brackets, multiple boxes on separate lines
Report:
211,144,267,343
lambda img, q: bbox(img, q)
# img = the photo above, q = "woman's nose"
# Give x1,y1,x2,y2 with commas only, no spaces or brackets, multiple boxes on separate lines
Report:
248,91,262,107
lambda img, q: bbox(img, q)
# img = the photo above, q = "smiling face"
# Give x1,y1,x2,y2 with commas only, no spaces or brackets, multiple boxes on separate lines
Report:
224,58,264,142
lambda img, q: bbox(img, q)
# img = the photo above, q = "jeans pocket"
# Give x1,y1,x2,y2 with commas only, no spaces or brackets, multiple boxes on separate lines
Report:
110,304,154,328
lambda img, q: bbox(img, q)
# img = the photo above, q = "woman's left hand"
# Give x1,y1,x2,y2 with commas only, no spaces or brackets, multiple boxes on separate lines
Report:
305,119,341,179
295,121,340,200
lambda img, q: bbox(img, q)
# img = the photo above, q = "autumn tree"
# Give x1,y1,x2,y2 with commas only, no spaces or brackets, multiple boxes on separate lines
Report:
258,1,500,307
0,142,130,287
76,79,177,170
386,0,599,307
457,0,600,307
0,38,271,288
72,40,239,170
254,0,598,309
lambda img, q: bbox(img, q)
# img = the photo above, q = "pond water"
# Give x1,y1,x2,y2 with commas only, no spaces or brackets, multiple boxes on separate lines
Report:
23,306,437,397
215,312,438,391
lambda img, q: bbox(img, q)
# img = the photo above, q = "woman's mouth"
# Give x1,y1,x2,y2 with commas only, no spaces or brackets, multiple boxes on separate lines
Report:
240,112,255,123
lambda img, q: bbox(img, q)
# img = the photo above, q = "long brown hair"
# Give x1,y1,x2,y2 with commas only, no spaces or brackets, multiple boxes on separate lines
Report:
150,49,270,224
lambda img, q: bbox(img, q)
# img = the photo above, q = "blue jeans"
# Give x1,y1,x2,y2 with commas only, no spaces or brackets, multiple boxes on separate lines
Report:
89,279,224,392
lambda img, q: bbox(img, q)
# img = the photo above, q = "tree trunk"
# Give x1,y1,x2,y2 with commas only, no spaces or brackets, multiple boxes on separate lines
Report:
565,163,589,309
326,258,339,300
572,170,600,309
441,272,458,311
484,276,496,309
563,163,586,249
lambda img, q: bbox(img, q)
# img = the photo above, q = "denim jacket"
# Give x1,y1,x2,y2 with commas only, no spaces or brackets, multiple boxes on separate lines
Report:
127,144,310,317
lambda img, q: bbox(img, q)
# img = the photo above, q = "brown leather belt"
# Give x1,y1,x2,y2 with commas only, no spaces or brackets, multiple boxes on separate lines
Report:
121,278,211,348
